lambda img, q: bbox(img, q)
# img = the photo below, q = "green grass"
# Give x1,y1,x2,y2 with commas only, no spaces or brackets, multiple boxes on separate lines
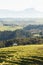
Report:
0,45,43,65
0,26,23,31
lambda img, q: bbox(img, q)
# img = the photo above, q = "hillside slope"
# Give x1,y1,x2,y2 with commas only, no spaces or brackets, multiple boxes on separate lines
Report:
0,45,43,65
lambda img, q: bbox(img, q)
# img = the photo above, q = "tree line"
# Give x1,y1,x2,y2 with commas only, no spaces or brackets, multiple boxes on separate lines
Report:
0,37,43,48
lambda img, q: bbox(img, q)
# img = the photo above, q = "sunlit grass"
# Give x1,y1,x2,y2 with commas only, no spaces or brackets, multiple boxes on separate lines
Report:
0,45,43,65
0,26,23,31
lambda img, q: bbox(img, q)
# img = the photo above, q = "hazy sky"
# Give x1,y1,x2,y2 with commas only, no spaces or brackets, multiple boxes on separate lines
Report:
0,0,43,12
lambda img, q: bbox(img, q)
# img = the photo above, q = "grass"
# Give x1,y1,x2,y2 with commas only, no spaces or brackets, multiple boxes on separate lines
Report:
0,26,23,31
0,45,43,65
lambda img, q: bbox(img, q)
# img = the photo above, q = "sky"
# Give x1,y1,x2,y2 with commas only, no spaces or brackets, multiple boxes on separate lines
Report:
0,0,43,12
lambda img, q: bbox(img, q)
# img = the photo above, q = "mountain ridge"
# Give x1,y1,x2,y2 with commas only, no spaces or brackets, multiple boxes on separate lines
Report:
0,8,43,18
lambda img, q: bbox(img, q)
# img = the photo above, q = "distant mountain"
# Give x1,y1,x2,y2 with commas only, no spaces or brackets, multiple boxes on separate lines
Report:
0,8,43,26
0,18,43,26
0,8,43,18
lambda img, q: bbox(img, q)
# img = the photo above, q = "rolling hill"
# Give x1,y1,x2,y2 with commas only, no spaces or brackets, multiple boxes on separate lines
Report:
0,45,43,65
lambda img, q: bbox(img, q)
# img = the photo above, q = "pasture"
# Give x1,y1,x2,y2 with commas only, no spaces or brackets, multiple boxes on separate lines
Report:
0,26,23,31
0,45,43,65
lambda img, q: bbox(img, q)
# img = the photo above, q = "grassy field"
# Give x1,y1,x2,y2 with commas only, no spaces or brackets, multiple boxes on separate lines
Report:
0,26,23,31
0,45,43,65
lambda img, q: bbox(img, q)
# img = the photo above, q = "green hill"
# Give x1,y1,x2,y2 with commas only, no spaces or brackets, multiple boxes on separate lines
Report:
0,45,43,65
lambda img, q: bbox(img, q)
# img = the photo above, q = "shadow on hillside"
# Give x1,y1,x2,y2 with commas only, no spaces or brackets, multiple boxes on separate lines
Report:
0,56,43,65
20,56,43,65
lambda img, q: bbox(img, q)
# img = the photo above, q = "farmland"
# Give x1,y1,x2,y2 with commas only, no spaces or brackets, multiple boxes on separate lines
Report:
0,26,23,31
0,45,43,65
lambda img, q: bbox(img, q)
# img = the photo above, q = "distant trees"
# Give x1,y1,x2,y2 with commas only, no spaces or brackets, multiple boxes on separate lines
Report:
0,30,31,41
0,37,43,48
24,25,43,30
5,40,13,47
0,28,43,48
